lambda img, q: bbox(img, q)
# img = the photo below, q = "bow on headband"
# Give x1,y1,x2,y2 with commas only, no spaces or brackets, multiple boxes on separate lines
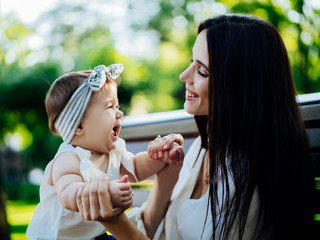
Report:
55,63,124,143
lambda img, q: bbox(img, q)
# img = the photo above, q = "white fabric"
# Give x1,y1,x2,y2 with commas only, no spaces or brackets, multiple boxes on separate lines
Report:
127,136,260,240
26,138,136,240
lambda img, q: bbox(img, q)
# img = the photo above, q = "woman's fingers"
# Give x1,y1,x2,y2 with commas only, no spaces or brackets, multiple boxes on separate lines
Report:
148,135,164,159
89,180,100,221
76,185,85,217
148,134,184,160
76,177,129,223
81,183,91,220
163,134,184,150
169,145,184,162
97,177,113,219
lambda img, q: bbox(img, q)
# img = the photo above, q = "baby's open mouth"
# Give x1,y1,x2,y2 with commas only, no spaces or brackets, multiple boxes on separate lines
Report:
112,125,121,137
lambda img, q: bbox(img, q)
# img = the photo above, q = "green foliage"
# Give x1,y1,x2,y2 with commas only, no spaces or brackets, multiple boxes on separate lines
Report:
4,183,40,202
0,0,320,173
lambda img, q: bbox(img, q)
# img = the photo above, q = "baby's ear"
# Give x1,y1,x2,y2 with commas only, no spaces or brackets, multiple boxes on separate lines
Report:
75,125,85,136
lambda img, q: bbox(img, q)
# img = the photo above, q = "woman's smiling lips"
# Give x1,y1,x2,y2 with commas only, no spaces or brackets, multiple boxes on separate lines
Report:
186,88,199,100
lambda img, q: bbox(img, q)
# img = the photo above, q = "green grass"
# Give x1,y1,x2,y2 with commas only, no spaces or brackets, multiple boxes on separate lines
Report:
315,177,320,189
6,200,37,240
5,199,133,240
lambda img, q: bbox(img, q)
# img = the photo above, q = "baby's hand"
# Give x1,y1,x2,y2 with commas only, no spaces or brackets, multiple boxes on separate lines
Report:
148,134,184,165
109,175,133,208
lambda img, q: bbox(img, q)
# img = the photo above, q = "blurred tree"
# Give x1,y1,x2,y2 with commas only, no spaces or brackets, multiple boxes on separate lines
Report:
0,0,319,178
225,0,320,93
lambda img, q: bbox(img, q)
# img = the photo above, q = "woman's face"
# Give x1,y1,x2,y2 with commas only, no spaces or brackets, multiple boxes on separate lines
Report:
180,30,209,116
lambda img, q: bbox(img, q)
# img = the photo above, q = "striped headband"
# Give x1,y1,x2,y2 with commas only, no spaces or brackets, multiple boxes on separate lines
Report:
54,63,124,143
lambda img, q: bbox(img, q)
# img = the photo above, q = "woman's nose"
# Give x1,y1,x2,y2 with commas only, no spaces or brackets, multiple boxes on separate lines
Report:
179,65,192,84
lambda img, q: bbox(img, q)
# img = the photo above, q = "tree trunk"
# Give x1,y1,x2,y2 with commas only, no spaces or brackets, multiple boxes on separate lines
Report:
0,152,10,240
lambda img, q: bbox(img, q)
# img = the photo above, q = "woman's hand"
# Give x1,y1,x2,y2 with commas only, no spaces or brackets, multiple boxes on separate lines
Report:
76,176,129,222
76,176,149,240
148,133,184,164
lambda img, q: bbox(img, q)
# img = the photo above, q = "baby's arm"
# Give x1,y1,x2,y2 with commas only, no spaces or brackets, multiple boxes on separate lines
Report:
51,152,86,212
121,134,184,182
108,175,133,208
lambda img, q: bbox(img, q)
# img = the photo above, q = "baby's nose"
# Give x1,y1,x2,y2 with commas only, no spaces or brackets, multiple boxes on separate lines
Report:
116,109,123,118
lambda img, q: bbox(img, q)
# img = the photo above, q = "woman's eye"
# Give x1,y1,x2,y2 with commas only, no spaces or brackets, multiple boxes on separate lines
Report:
197,66,208,77
197,70,208,77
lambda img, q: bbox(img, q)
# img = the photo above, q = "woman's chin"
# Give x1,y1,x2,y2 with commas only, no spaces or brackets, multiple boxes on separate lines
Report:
184,103,199,115
184,102,208,116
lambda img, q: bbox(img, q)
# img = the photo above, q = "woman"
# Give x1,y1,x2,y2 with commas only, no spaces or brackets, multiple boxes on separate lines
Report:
78,14,315,239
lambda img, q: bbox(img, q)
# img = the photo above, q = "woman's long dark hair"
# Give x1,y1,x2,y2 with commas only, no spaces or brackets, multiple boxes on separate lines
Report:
195,15,315,239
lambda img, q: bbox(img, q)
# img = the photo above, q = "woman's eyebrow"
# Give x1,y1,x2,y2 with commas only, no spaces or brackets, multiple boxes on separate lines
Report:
196,59,209,71
192,49,209,71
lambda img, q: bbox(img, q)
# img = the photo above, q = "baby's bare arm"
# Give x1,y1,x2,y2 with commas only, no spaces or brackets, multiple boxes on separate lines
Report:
131,152,167,181
127,134,184,182
52,152,85,212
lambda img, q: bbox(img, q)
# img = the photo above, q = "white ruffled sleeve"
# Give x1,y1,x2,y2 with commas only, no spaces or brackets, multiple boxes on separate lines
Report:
127,202,165,240
127,202,147,234
116,138,138,181
75,146,106,182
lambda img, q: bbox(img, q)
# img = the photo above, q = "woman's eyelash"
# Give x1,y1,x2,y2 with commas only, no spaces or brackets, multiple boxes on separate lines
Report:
190,59,208,77
196,65,208,77
198,70,208,77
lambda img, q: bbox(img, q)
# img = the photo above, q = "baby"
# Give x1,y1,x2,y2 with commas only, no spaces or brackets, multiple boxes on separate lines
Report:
26,64,184,240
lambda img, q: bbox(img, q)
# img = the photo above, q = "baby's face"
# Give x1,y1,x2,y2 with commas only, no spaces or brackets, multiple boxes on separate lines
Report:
80,83,123,153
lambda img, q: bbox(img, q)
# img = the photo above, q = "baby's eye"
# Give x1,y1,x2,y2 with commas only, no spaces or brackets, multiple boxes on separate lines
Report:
107,104,113,109
116,105,120,109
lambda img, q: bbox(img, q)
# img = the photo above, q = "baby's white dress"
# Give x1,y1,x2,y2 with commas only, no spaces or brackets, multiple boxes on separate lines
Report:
26,138,136,240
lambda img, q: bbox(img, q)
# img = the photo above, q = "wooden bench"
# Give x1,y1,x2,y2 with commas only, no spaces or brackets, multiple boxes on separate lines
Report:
120,92,320,225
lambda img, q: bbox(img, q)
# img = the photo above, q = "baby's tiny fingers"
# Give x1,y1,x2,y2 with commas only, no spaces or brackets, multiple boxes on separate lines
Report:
121,194,133,202
119,183,131,191
121,189,133,197
122,199,133,208
157,150,163,159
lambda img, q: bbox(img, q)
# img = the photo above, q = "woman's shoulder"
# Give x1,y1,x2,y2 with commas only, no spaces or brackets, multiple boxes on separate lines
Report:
189,136,202,149
184,136,204,165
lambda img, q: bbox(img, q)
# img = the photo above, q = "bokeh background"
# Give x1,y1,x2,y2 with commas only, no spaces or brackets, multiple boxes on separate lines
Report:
1,0,320,239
